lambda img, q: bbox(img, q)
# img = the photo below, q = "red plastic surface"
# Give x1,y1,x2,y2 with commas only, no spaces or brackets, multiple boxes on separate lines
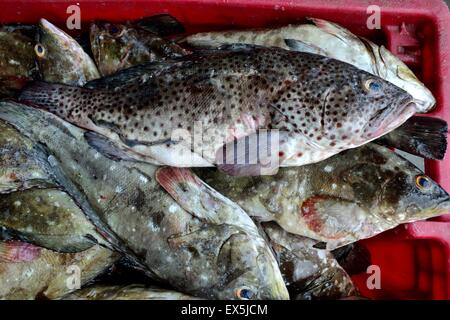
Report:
0,0,449,299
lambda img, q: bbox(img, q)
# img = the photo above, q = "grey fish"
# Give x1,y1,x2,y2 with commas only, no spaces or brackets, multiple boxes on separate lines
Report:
90,18,188,76
0,187,109,252
0,102,288,300
85,70,447,161
184,18,435,113
19,45,416,175
196,143,450,250
63,284,200,300
34,19,100,86
0,120,53,193
0,29,37,97
260,222,358,300
0,240,118,299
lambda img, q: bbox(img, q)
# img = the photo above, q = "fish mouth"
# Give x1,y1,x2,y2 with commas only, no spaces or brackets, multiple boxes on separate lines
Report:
405,197,450,221
39,18,64,38
434,197,450,213
364,98,417,141
413,95,436,113
39,18,72,47
256,251,290,300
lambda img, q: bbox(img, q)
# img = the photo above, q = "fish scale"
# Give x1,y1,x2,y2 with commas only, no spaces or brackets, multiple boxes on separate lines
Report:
19,46,416,173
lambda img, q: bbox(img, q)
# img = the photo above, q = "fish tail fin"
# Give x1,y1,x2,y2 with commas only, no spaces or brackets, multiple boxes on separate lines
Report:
0,241,42,263
377,116,448,160
18,81,76,116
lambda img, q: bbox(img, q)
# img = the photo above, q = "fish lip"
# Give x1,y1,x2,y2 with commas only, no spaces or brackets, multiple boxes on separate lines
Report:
413,96,436,113
435,197,450,213
38,18,71,46
363,98,416,140
39,18,62,36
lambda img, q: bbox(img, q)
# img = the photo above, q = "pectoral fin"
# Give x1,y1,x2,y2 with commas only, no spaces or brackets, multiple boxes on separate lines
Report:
84,131,138,162
156,167,248,224
0,241,41,263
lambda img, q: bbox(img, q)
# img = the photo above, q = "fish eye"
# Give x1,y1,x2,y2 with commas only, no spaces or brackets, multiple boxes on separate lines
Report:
34,44,46,58
235,287,254,300
364,79,382,93
415,175,432,191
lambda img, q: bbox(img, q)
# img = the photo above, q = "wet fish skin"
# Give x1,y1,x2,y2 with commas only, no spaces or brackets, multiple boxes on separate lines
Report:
0,240,119,300
0,102,289,300
377,116,448,160
185,18,435,113
0,24,37,39
196,143,450,250
260,222,358,300
0,120,54,193
35,18,100,86
63,284,200,300
20,46,415,171
90,21,188,76
0,187,108,252
0,30,37,97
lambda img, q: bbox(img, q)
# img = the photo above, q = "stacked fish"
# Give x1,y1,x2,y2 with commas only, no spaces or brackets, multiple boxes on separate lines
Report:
0,15,448,300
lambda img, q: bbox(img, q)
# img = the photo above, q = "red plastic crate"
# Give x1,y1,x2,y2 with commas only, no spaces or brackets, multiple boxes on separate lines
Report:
0,0,449,299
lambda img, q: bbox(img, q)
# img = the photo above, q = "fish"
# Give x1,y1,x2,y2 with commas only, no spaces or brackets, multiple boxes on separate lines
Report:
0,187,109,252
0,240,119,299
34,18,100,86
90,18,188,76
0,29,37,97
86,71,447,160
332,243,371,276
377,116,448,160
63,284,200,300
184,18,435,113
0,120,54,193
19,45,416,175
195,143,450,249
260,222,358,300
0,102,289,300
0,24,37,38
134,14,186,37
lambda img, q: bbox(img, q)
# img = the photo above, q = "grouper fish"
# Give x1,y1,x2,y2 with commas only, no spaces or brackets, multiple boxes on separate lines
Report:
0,102,288,300
19,45,416,175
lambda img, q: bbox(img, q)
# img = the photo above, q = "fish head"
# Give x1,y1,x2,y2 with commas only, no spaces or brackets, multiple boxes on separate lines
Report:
336,144,450,224
298,61,417,151
36,19,78,66
374,160,450,223
350,71,417,144
36,19,99,85
378,46,436,113
215,232,289,300
90,22,151,76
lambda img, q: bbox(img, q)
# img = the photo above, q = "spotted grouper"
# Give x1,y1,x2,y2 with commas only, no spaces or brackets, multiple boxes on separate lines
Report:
19,45,417,175
0,101,289,300
196,143,450,249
